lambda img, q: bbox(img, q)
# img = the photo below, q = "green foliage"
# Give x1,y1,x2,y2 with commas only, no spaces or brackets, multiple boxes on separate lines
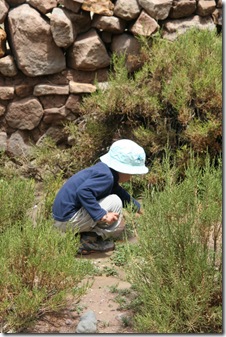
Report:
0,219,94,332
0,177,35,233
0,152,21,180
127,153,222,333
77,28,221,172
64,119,112,168
0,175,94,333
32,137,77,178
41,172,65,219
111,243,132,267
32,124,112,180
102,266,118,277
0,29,222,335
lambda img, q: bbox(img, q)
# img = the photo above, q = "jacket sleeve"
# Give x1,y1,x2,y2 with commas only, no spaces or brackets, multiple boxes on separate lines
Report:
112,184,141,212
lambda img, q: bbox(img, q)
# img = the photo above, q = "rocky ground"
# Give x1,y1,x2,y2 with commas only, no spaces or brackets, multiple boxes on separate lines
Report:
24,238,137,334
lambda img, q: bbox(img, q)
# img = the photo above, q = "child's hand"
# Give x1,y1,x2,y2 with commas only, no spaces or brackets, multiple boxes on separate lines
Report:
136,208,144,217
100,212,119,224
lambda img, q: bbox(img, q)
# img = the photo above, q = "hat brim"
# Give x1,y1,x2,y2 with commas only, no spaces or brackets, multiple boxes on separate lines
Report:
100,153,149,174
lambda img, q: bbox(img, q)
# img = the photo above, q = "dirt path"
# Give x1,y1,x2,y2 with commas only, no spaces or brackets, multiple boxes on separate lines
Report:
25,243,137,334
24,194,137,333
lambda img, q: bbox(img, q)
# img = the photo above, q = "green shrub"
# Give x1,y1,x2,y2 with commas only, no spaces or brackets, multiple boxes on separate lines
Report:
0,177,35,233
77,28,221,171
0,219,94,332
0,175,94,333
31,137,77,178
127,153,222,333
40,171,65,219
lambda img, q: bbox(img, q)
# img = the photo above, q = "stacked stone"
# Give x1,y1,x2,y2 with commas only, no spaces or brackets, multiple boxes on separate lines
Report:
0,0,222,157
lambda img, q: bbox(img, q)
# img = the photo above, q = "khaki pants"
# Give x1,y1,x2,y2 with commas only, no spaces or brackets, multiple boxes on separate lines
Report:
53,194,124,239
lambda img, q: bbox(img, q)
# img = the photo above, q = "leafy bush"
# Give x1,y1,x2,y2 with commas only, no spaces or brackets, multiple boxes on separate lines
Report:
127,153,222,333
78,28,222,172
0,175,94,333
0,177,35,233
0,219,94,332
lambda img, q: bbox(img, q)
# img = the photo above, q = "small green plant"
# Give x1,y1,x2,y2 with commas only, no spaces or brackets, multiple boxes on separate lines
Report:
114,294,127,309
111,242,139,267
121,315,132,327
102,266,118,277
100,320,110,328
110,244,129,266
108,284,119,293
75,304,87,315
114,289,133,310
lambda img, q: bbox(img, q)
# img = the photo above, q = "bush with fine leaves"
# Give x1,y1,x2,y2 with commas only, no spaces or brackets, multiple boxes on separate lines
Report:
0,176,94,333
127,153,222,333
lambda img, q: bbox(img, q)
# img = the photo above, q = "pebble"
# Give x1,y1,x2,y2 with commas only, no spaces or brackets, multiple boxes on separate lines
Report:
76,310,97,333
65,319,72,325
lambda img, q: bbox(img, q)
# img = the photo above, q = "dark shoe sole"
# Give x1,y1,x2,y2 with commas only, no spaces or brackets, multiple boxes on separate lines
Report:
77,246,115,255
77,242,115,255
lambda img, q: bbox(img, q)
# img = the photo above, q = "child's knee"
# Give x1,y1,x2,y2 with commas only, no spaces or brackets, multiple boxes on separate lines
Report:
110,194,123,211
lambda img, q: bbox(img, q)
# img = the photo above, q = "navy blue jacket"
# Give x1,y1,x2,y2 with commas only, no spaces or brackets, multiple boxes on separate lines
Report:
52,162,140,222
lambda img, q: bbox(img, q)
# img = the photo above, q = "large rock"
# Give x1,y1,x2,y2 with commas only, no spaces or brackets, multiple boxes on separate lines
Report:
5,97,44,130
67,29,110,71
5,0,25,6
92,14,126,33
0,86,14,100
7,131,32,157
138,0,173,20
114,0,141,21
196,0,216,16
33,84,69,96
26,0,58,14
111,33,141,56
7,4,66,76
39,95,68,109
0,0,9,24
111,33,141,72
163,15,216,40
82,0,114,16
63,0,82,13
50,7,77,48
0,55,18,77
43,106,70,124
69,81,96,94
169,0,196,19
130,10,159,36
65,94,81,113
66,10,92,35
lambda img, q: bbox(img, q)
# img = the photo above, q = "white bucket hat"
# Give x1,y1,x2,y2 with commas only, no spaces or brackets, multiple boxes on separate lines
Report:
100,139,149,174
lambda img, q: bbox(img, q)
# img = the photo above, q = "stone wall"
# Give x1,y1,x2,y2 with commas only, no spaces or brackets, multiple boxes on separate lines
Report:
0,0,222,157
